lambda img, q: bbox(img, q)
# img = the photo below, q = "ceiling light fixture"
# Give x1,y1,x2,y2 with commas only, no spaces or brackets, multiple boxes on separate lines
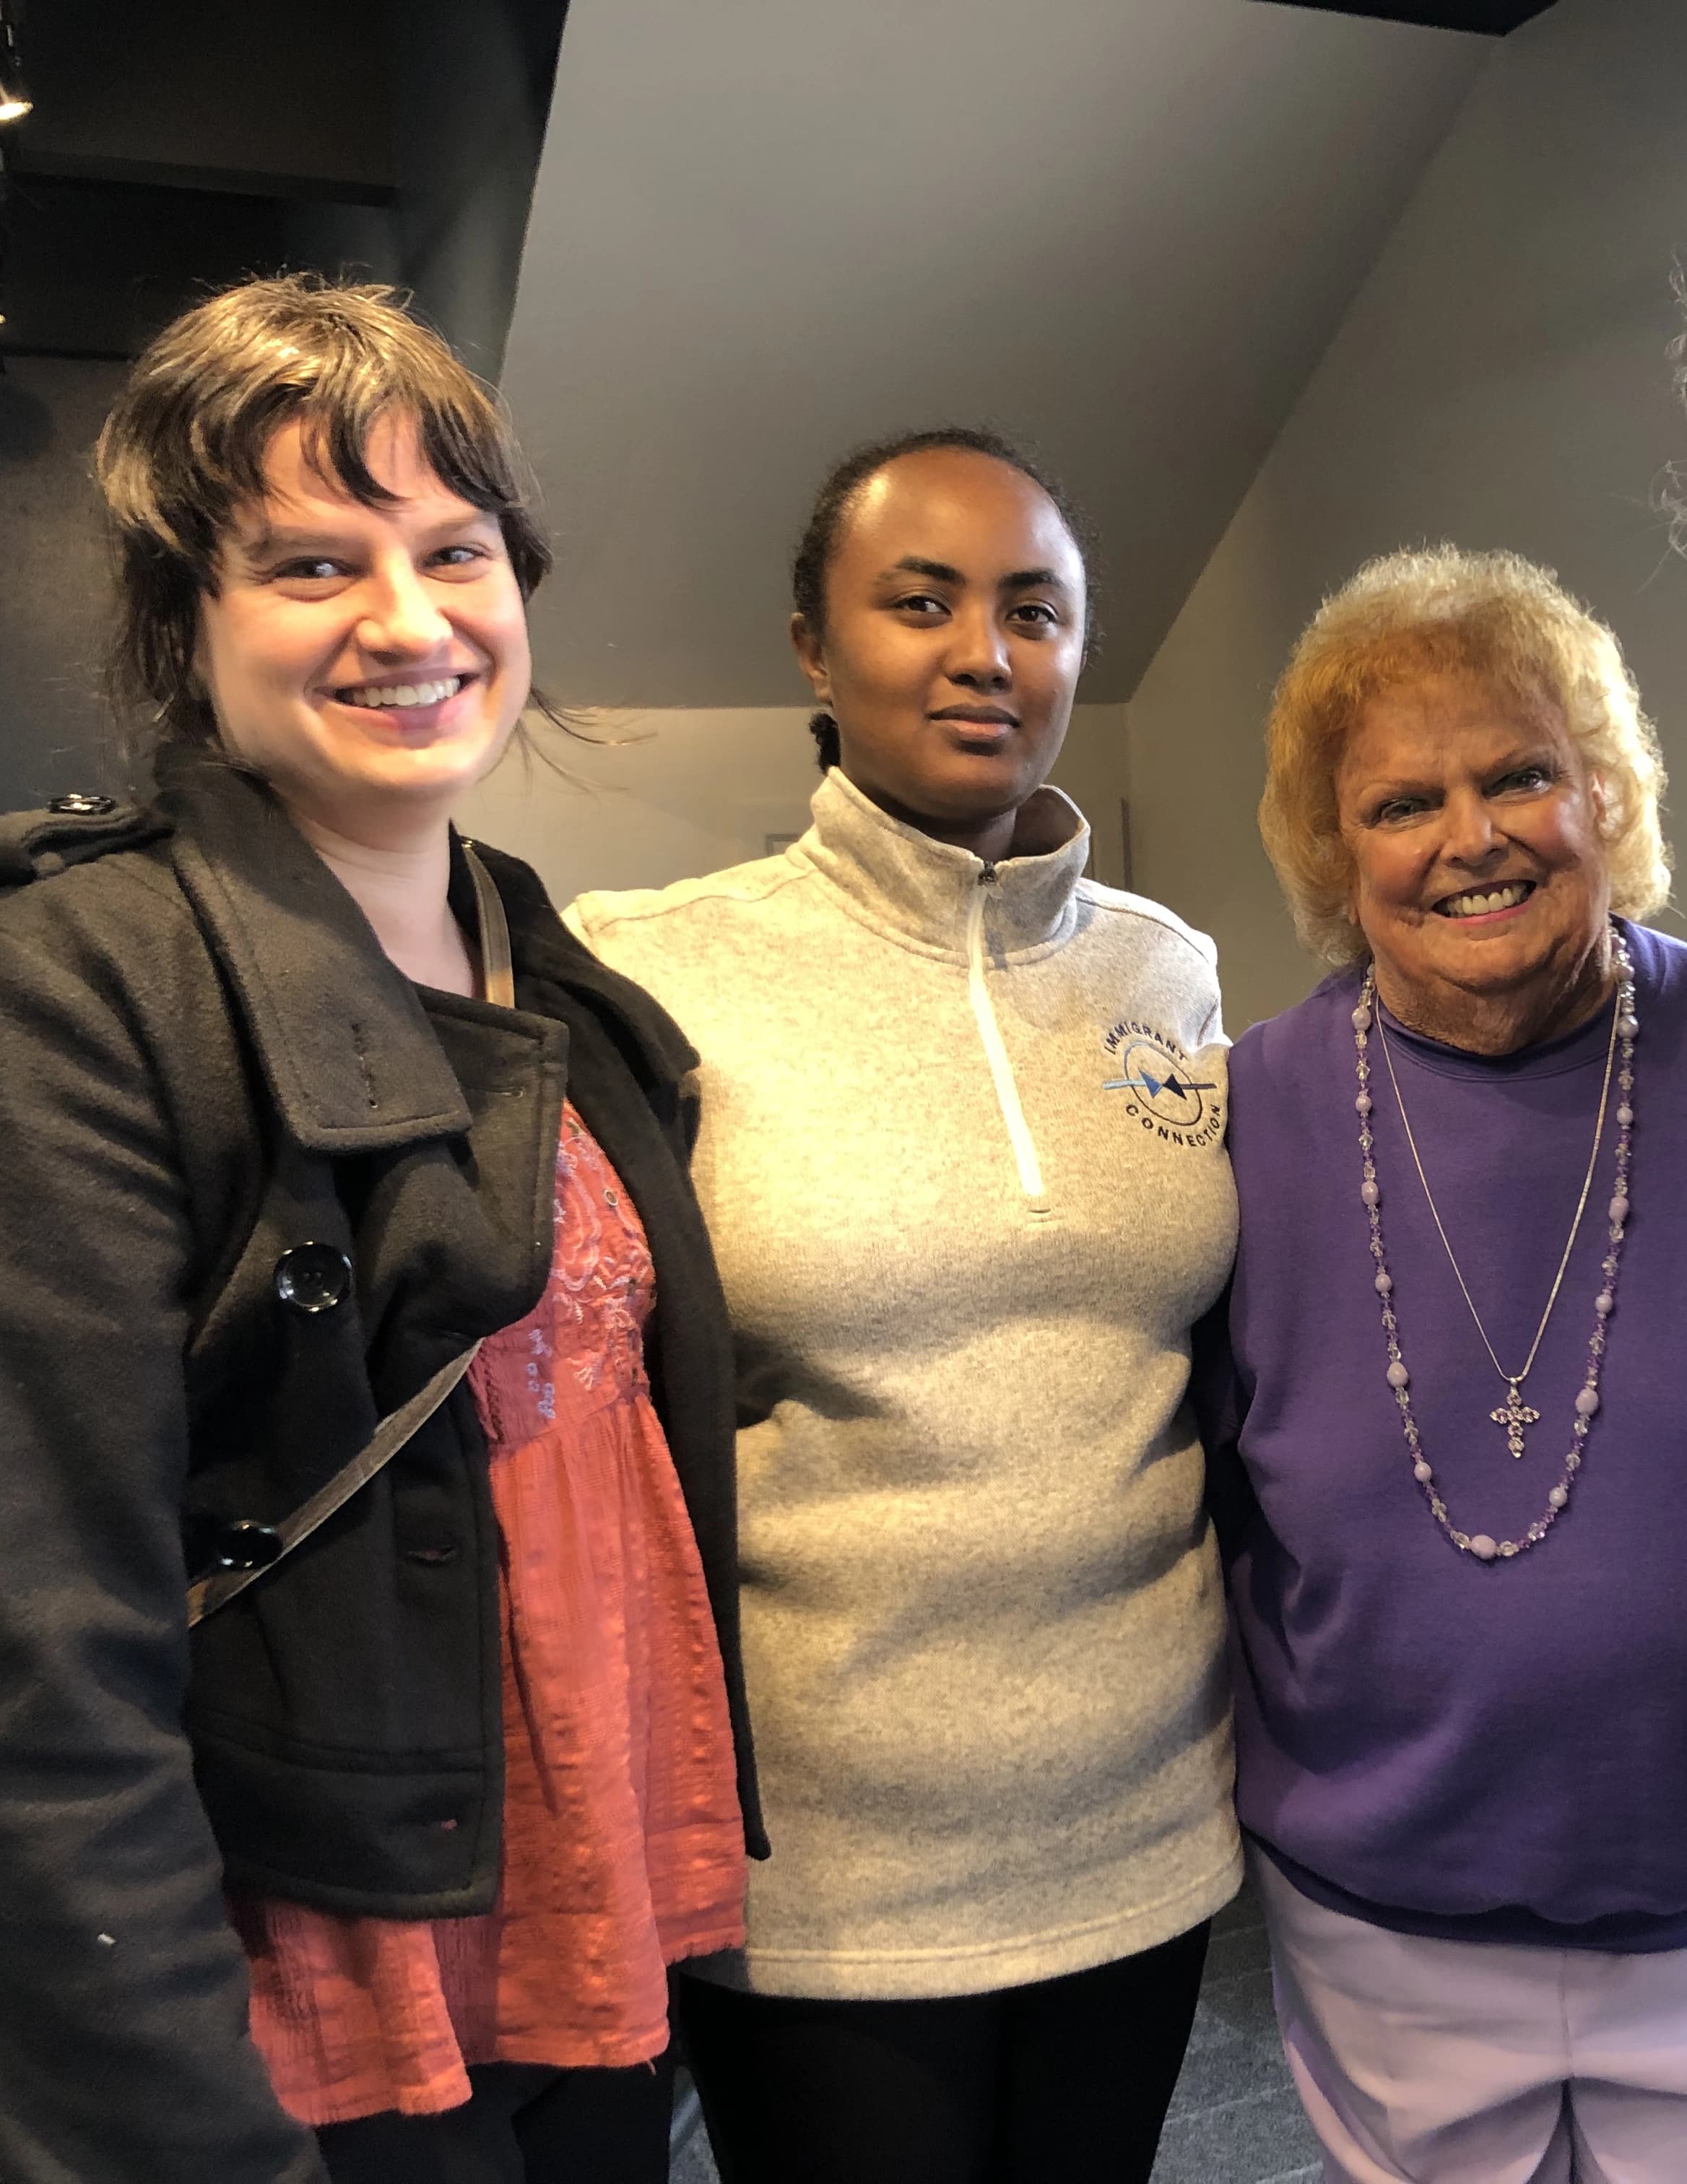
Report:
0,3,30,125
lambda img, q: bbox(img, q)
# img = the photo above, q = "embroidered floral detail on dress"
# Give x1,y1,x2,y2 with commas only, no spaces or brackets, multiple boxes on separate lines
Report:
471,1105,654,1447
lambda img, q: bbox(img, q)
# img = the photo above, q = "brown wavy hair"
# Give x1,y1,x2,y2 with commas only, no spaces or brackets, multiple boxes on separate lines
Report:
1259,545,1670,963
96,273,551,776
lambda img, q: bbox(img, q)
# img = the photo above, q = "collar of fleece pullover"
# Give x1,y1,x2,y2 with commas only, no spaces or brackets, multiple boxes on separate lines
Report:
800,766,1092,962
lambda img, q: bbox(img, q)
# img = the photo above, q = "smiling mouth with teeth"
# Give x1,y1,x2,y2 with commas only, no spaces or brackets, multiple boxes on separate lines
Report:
334,675,467,711
1435,880,1536,919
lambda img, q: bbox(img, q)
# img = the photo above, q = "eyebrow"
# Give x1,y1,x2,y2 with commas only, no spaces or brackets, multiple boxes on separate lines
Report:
1361,742,1554,784
879,555,1072,592
237,526,352,561
238,511,498,562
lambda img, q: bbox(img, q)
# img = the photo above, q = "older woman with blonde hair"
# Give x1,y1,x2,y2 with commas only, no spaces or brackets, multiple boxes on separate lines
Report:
1200,544,1687,2181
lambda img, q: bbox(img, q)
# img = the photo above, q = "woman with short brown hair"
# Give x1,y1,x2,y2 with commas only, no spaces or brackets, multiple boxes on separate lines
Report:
0,275,758,2184
1205,544,1687,2180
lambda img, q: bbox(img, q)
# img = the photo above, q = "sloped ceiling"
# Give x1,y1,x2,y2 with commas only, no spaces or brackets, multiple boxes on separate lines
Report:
1258,1,1556,28
503,0,1492,706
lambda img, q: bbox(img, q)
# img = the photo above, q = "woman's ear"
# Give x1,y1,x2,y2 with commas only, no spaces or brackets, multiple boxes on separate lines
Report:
183,620,217,734
1589,766,1611,833
1340,852,1361,926
790,611,831,707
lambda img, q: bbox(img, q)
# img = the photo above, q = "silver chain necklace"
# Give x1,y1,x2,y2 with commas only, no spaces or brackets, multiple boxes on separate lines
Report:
1374,979,1621,1461
1352,927,1636,1563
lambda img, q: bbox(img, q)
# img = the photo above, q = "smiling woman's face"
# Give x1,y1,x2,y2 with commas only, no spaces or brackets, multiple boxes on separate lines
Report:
196,411,530,839
1337,670,1611,1038
793,448,1086,852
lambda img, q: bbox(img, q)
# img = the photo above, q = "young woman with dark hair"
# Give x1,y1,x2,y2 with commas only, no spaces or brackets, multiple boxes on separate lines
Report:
569,430,1240,2183
0,274,760,2184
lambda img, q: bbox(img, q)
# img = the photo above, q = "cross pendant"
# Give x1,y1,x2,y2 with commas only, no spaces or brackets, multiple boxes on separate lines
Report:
1490,1381,1540,1460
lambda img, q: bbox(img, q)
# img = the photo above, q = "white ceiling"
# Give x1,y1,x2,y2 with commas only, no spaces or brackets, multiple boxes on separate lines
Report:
503,0,1490,706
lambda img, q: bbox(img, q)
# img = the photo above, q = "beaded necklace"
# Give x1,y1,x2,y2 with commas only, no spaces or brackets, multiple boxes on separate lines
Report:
1352,927,1636,1563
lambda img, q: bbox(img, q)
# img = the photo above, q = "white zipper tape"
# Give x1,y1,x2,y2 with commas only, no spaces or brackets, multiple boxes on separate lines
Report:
966,881,1046,1202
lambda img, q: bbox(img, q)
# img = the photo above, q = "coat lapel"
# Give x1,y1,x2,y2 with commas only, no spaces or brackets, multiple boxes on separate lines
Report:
159,749,474,1150
456,836,699,1088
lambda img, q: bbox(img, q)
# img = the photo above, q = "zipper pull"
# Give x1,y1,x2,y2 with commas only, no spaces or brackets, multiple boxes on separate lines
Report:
979,861,999,884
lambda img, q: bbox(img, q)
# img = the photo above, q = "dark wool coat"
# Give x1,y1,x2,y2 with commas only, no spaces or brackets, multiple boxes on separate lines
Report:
0,748,762,2184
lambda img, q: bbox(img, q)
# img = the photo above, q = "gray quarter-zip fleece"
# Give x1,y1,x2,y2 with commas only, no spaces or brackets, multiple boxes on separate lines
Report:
567,768,1240,1997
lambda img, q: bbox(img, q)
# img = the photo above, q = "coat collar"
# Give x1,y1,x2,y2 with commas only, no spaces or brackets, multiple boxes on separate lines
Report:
453,834,700,1087
158,747,477,1151
797,765,1093,961
155,747,693,1154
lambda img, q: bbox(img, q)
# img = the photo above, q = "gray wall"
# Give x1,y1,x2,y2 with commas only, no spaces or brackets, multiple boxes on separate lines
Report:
454,701,1133,907
1127,0,1687,1033
0,358,129,807
502,0,1485,710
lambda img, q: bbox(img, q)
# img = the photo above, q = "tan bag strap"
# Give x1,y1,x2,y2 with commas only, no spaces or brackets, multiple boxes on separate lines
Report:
462,841,515,1009
187,1343,482,1625
188,845,516,1625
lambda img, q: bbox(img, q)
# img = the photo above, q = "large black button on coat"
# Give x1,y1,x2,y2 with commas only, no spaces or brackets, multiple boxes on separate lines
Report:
209,1520,285,1571
272,1242,353,1312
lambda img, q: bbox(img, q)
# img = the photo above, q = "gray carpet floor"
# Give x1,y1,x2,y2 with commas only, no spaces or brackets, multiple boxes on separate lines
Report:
670,1881,1322,2183
1150,1884,1321,2183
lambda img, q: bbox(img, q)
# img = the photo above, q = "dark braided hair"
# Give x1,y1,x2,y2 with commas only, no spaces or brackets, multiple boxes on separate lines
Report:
791,427,1092,771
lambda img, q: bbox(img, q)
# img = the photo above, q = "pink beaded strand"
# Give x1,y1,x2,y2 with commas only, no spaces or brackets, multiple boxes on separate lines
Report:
1353,929,1636,1564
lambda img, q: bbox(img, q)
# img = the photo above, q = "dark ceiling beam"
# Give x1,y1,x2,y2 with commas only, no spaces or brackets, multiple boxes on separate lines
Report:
386,0,573,379
12,152,394,207
0,0,571,373
284,0,573,378
5,0,394,200
1252,1,1558,32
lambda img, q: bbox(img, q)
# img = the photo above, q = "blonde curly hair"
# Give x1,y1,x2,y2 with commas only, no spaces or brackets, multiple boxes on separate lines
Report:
1259,545,1670,963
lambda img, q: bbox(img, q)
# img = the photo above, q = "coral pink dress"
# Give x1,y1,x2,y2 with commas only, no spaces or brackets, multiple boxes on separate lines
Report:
230,1105,747,2126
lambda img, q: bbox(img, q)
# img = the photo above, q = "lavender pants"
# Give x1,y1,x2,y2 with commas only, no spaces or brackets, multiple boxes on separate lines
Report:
1253,1853,1687,2183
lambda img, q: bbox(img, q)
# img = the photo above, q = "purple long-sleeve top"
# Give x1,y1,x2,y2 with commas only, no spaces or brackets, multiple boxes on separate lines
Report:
1206,919,1687,1949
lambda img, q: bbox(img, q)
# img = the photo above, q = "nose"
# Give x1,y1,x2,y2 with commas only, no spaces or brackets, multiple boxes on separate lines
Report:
355,553,453,661
1441,786,1504,869
943,602,1011,692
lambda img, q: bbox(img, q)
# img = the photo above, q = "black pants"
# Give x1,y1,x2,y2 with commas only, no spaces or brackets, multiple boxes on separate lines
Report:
313,2053,675,2184
679,1921,1210,2184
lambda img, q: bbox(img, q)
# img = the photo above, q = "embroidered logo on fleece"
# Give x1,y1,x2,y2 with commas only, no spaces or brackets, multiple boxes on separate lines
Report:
1101,1021,1223,1148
